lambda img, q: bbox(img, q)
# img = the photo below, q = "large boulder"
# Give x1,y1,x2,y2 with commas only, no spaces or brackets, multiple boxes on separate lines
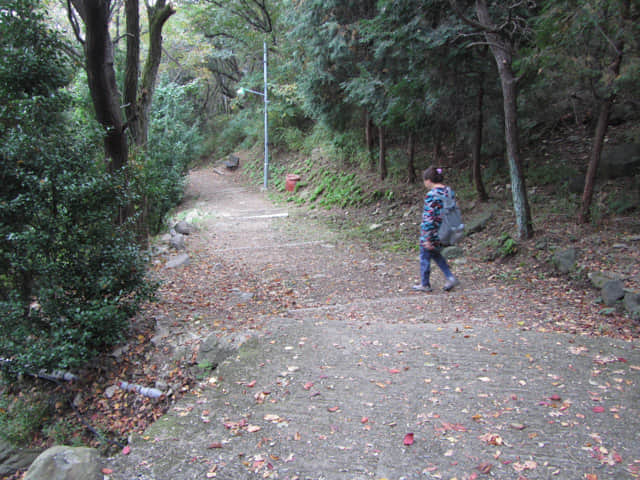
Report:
23,446,102,480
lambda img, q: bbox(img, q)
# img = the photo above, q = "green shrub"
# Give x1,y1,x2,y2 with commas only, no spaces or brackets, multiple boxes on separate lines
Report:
0,0,152,376
131,78,205,234
0,391,51,445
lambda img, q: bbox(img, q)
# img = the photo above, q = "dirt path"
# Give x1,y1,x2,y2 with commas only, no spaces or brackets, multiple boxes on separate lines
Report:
104,166,640,479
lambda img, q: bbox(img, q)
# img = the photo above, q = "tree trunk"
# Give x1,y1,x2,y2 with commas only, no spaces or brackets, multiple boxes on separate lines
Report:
472,74,488,202
71,0,128,172
135,0,175,146
578,39,624,224
378,125,387,180
407,131,417,184
476,0,532,239
365,112,375,152
432,126,443,165
124,0,140,144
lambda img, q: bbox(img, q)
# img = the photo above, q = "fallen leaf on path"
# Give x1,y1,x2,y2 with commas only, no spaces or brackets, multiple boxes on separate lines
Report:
122,446,131,455
479,433,503,446
513,460,537,472
403,433,414,445
102,468,114,474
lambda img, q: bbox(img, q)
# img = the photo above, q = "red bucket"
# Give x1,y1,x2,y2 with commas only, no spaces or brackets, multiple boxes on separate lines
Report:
285,174,301,192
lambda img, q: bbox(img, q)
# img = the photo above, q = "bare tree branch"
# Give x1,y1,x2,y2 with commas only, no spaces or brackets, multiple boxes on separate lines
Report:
67,0,84,45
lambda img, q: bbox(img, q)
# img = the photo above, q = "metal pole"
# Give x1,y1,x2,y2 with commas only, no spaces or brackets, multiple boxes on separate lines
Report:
263,41,269,190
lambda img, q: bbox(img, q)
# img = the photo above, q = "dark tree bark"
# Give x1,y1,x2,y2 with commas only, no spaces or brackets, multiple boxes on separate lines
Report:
134,0,175,146
365,111,375,153
378,125,387,180
452,0,532,238
124,0,140,144
407,131,417,184
69,0,128,173
432,126,444,165
578,39,625,224
472,73,488,202
476,0,531,238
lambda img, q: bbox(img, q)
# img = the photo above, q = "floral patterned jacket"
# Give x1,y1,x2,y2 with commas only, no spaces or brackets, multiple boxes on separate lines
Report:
419,186,454,249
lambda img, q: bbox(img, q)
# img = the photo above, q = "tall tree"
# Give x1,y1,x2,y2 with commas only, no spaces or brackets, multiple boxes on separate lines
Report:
451,0,534,239
532,0,638,223
285,0,377,132
68,0,175,157
68,0,128,172
126,0,176,147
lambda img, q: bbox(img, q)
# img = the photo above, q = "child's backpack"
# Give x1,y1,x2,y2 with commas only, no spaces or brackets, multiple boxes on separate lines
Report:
434,188,464,246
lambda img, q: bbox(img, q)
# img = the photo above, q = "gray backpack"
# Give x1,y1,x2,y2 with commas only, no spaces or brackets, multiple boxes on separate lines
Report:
434,188,464,245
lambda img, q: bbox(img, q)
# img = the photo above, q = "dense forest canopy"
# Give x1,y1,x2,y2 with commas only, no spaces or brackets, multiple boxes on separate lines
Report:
1,0,639,375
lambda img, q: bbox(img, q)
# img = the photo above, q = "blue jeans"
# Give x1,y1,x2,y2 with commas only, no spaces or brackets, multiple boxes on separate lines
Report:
419,246,454,288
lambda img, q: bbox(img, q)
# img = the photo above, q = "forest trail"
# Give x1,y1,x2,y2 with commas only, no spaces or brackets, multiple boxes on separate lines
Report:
105,166,640,479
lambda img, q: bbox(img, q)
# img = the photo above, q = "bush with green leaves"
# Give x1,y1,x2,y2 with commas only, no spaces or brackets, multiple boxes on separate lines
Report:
0,0,151,376
131,78,205,234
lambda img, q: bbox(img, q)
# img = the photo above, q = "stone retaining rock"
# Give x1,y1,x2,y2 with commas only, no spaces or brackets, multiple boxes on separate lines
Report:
602,279,625,306
553,247,577,274
165,253,190,269
174,221,196,235
624,291,640,320
23,446,102,480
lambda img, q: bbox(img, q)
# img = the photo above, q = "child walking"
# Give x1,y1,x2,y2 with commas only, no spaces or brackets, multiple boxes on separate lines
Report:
412,166,460,292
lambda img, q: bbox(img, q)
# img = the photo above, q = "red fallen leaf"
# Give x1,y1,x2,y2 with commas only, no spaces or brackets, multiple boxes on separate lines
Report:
208,442,223,449
477,462,493,474
102,468,114,475
403,433,414,445
361,417,369,424
388,368,401,374
618,357,627,363
303,382,314,390
122,446,131,455
328,406,340,412
613,451,623,463
585,474,598,480
549,394,562,401
592,406,605,413
246,380,257,388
